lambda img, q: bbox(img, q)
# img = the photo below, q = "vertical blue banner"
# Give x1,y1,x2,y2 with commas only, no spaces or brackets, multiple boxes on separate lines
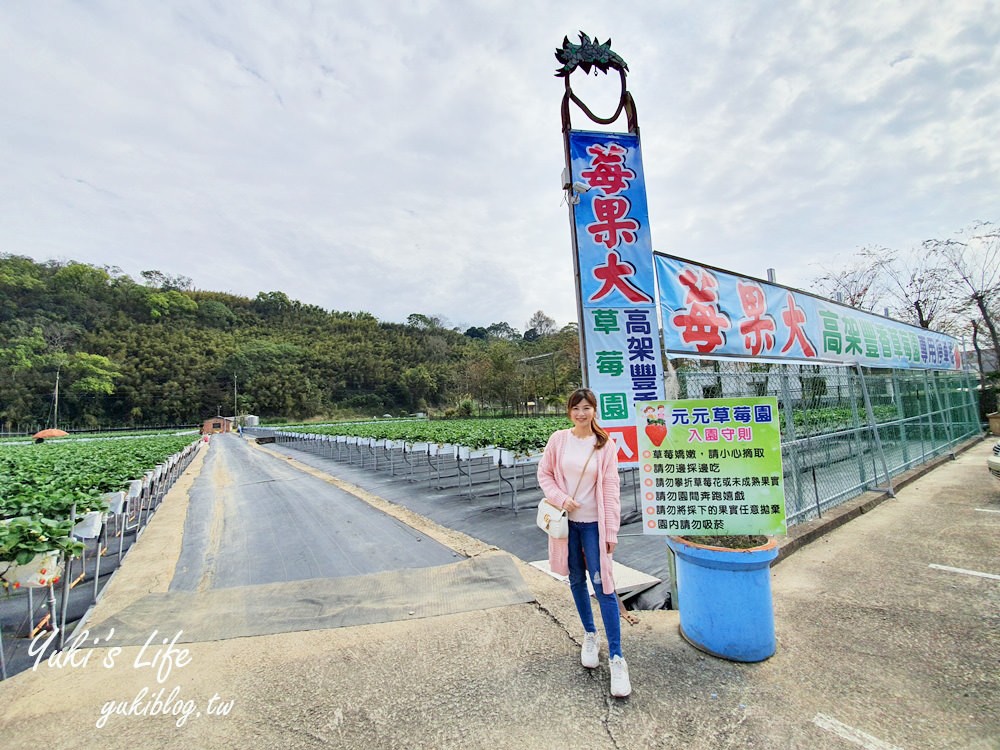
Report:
568,130,655,306
569,130,664,463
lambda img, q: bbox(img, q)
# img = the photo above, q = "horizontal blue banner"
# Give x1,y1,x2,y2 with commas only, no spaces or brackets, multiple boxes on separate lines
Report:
655,254,961,370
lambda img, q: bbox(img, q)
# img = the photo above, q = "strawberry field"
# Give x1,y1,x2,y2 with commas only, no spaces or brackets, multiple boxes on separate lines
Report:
1,433,200,680
0,435,198,568
0,435,197,519
294,417,567,455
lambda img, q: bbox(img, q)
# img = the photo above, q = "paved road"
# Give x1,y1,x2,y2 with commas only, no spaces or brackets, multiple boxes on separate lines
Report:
765,438,999,749
170,434,458,591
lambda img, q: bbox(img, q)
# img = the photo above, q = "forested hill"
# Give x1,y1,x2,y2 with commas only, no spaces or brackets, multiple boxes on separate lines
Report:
0,256,580,431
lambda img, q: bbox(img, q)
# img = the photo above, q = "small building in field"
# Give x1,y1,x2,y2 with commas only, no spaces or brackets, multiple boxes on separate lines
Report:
200,416,231,434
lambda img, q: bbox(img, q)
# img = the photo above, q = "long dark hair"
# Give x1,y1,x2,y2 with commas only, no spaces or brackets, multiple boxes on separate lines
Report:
567,388,609,449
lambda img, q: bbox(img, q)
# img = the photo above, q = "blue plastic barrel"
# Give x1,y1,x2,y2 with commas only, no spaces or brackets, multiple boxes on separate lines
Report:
666,536,780,662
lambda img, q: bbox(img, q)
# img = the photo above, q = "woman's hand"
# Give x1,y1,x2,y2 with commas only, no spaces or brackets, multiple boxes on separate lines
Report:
563,498,581,512
606,541,617,555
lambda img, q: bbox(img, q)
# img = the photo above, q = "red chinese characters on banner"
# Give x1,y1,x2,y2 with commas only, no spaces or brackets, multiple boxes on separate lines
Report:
581,144,640,251
580,144,635,194
605,425,638,463
736,281,776,356
670,269,731,353
780,293,817,357
587,197,639,249
590,251,653,304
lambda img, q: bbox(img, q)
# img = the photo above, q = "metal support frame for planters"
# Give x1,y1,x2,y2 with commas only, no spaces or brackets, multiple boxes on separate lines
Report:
16,566,60,636
57,505,77,648
454,447,496,498
495,451,543,513
120,478,144,542
401,443,415,477
455,453,471,494
0,577,60,678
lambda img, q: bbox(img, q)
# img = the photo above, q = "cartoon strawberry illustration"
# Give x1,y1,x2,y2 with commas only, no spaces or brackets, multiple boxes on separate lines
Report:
645,423,667,447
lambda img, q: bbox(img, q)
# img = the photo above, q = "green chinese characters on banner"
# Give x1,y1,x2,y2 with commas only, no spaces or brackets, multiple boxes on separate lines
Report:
636,397,787,537
584,305,662,464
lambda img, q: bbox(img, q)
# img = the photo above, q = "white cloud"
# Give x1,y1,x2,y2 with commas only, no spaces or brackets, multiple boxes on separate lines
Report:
1,0,997,330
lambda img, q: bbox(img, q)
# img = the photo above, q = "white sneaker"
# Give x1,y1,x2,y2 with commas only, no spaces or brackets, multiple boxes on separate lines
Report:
581,631,599,668
609,655,631,697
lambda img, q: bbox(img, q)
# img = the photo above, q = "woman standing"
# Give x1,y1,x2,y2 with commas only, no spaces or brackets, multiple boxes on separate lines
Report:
537,388,631,698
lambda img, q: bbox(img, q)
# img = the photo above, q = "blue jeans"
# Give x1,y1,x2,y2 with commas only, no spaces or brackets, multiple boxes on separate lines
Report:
567,521,622,658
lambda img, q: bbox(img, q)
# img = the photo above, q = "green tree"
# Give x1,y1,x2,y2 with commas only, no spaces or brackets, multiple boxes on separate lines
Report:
525,310,557,338
400,365,436,410
146,289,199,320
486,321,520,341
141,270,193,290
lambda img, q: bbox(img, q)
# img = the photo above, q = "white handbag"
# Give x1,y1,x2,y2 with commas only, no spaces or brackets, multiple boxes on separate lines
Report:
536,498,569,538
536,447,595,539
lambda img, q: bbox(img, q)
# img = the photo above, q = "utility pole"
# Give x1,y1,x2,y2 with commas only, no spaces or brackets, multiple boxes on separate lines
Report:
53,368,60,430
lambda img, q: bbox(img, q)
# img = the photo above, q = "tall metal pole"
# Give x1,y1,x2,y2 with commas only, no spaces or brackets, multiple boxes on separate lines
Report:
561,144,589,387
53,368,60,431
557,33,637,388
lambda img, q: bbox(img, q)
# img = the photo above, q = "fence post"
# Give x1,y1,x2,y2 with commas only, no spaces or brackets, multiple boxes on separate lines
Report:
891,369,911,468
779,368,804,517
855,364,895,496
847,368,869,491
922,370,938,457
929,371,956,456
962,369,982,437
913,375,926,462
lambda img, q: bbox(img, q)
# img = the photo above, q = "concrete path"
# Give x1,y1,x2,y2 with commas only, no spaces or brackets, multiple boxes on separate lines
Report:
0,435,996,749
171,434,458,590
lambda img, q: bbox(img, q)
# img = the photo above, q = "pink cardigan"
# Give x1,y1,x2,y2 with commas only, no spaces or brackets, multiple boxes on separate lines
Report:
536,429,621,594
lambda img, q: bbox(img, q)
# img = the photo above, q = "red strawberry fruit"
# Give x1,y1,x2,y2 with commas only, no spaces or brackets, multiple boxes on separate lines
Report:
645,423,667,446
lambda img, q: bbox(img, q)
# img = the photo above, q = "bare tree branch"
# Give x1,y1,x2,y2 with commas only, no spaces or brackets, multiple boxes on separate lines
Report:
925,221,1000,356
810,252,889,312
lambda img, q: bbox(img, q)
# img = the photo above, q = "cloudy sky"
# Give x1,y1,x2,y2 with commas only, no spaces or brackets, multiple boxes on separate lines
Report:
1,1,997,332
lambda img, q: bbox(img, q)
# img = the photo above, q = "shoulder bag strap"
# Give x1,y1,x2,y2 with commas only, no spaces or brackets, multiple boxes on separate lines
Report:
568,446,596,501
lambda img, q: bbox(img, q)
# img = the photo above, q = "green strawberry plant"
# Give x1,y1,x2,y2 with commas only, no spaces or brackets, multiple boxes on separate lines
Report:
0,515,83,565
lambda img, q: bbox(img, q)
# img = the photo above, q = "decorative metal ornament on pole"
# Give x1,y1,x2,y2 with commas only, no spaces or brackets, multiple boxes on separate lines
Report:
556,33,637,132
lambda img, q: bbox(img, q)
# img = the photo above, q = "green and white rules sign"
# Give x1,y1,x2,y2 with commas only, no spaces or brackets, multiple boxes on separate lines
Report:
636,397,787,536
